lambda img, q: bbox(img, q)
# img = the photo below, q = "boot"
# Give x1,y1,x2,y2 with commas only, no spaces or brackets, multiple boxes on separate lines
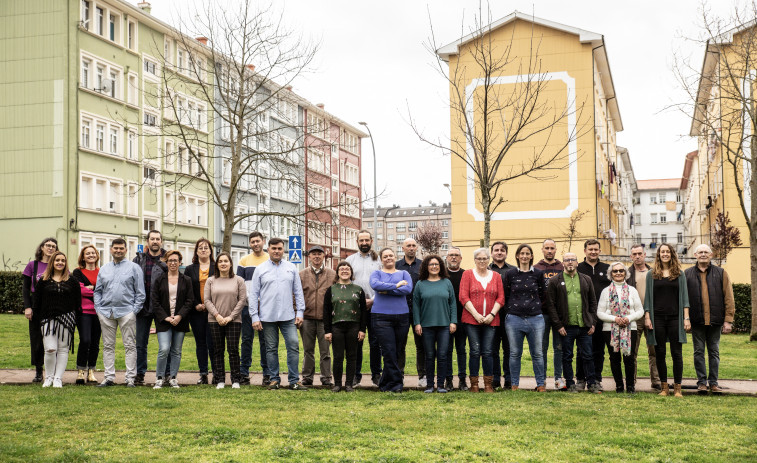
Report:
658,383,669,396
33,366,43,383
87,369,97,383
76,369,86,385
673,383,683,397
483,376,494,393
469,376,480,392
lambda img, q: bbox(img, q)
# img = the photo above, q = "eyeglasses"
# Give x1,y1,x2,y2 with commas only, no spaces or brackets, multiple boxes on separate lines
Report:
44,244,57,248
167,260,180,264
563,258,577,262
474,257,489,261
428,263,440,267
611,269,625,274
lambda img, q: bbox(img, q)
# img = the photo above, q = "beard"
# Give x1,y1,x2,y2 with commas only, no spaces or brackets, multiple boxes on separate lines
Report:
359,244,371,254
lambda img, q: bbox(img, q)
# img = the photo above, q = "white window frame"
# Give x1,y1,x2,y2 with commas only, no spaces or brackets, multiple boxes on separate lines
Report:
80,111,122,157
79,171,124,214
80,51,123,100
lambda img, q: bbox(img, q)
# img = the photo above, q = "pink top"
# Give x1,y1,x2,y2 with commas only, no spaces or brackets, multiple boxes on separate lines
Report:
78,268,99,315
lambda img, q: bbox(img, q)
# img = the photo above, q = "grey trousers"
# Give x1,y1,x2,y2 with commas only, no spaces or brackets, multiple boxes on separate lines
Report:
633,326,660,386
299,318,332,383
98,311,137,383
692,324,721,386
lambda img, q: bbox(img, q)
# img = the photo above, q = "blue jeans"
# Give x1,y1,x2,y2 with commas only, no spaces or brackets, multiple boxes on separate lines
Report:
446,325,467,380
505,314,546,387
492,322,510,385
188,309,215,375
466,324,496,377
262,319,299,385
561,325,595,386
372,312,409,392
356,315,382,380
156,328,184,379
421,326,450,389
241,308,269,377
136,315,169,377
692,324,721,387
542,322,564,381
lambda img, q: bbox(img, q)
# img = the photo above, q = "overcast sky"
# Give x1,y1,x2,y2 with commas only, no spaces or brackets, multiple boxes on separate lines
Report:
131,0,738,208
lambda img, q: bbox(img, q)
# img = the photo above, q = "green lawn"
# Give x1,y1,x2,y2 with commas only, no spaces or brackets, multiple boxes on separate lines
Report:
1,314,755,380
0,386,755,462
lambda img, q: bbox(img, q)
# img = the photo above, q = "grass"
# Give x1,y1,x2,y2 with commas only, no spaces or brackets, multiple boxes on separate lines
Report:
0,386,755,462
1,314,755,380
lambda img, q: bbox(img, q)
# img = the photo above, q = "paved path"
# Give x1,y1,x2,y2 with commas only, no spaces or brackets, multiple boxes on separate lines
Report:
1,369,755,395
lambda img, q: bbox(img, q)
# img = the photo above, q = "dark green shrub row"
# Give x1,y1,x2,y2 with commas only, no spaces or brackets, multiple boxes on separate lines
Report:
732,284,752,333
0,272,24,314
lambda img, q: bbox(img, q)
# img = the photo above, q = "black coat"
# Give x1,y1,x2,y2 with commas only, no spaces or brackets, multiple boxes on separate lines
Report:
545,272,597,330
183,261,215,309
151,272,194,332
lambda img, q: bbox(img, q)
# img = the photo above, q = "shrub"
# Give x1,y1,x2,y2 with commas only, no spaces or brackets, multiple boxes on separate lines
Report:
732,284,751,333
0,271,24,314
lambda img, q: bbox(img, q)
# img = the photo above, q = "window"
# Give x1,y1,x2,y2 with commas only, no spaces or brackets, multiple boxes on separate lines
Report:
96,65,104,91
109,69,119,98
144,59,157,76
177,48,185,72
659,213,667,224
340,129,359,153
308,185,327,208
143,218,157,234
79,172,122,213
176,194,207,226
81,59,90,87
81,112,122,156
408,221,417,231
82,53,123,99
95,7,103,35
659,192,667,203
388,234,394,241
396,222,406,231
81,118,91,148
649,194,657,204
308,148,327,174
127,184,138,216
127,74,137,105
341,228,359,250
95,123,105,151
677,232,683,244
661,234,668,243
164,140,175,170
442,231,449,239
377,234,383,240
143,166,157,181
387,222,394,229
366,222,372,228
109,14,115,41
127,131,137,160
442,219,449,226
127,21,136,50
636,233,642,243
650,213,658,224
109,127,118,155
676,193,682,203
634,214,641,226
81,1,90,29
164,39,172,65
342,163,359,185
144,112,157,127
651,233,658,244
396,234,405,241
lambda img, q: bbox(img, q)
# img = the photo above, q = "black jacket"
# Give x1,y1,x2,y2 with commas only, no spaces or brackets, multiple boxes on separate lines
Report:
133,250,167,315
577,259,611,302
626,263,651,288
151,272,194,332
545,272,597,330
183,261,215,309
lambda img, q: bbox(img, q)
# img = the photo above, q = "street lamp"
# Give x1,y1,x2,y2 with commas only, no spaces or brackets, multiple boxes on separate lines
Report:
358,121,377,239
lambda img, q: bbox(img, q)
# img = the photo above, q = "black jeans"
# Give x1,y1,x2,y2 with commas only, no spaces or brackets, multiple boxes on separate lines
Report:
373,312,409,392
603,329,637,391
76,312,101,369
654,315,683,384
413,330,426,379
576,321,606,382
355,315,382,381
562,325,595,386
29,317,44,368
446,325,467,381
188,309,215,375
332,322,360,387
491,322,510,385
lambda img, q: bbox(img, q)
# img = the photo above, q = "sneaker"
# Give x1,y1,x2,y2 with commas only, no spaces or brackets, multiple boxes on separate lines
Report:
588,383,602,394
216,382,225,389
125,381,136,388
33,367,44,383
169,378,180,389
231,382,240,389
596,382,604,392
267,381,280,390
371,373,381,387
556,378,567,391
352,378,361,388
437,388,448,394
289,382,308,390
196,374,208,385
418,377,427,388
321,380,334,387
344,386,354,392
458,378,469,391
697,384,708,395
424,387,434,393
504,381,512,390
444,378,454,391
239,376,250,386
262,375,271,387
134,374,145,386
331,385,342,393
492,380,502,389
567,384,577,393
153,378,164,389
626,387,636,394
42,377,54,388
651,382,662,391
53,379,63,388
576,380,586,391
97,379,115,387
300,378,313,386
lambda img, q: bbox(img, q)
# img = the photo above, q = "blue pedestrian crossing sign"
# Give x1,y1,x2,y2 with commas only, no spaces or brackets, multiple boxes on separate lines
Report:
288,235,302,250
288,249,302,263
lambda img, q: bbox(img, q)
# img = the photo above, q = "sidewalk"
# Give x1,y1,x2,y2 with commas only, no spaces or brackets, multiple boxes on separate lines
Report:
1,369,755,395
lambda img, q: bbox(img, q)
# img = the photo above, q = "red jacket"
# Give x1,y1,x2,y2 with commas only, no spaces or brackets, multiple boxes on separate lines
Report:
459,269,504,326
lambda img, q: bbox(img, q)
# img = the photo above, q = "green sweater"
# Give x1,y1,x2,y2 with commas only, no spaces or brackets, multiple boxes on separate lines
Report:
643,271,690,345
412,279,457,327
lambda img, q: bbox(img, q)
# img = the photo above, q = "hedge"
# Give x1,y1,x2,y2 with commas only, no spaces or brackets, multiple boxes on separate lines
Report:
732,284,752,333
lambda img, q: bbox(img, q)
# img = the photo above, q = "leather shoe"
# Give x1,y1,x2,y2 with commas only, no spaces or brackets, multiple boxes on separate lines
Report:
33,367,43,383
710,385,723,395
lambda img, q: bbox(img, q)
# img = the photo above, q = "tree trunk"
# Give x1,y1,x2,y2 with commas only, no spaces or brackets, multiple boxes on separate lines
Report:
751,232,756,341
482,192,491,249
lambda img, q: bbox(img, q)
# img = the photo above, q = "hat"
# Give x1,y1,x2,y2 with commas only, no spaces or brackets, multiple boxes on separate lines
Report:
307,245,325,255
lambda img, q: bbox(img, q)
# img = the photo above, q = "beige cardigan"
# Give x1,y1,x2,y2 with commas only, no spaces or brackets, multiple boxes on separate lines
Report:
204,275,247,323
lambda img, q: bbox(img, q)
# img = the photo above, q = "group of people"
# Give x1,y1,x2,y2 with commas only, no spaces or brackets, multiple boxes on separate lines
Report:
23,230,734,396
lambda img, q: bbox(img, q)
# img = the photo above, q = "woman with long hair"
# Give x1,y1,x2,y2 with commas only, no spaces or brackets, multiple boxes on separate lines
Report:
459,248,504,393
413,255,457,393
33,251,81,387
151,250,194,389
72,245,101,384
204,252,246,389
183,238,216,384
644,243,690,397
369,248,413,392
22,237,58,383
323,261,368,392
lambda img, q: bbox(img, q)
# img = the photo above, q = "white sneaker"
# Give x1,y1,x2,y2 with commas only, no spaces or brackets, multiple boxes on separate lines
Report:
42,377,54,388
418,377,427,388
53,378,63,388
216,382,225,389
556,378,567,390
231,382,240,389
153,378,164,389
169,378,179,389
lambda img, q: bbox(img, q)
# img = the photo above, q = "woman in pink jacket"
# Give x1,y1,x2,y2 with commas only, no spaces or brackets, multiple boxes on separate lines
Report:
72,245,101,384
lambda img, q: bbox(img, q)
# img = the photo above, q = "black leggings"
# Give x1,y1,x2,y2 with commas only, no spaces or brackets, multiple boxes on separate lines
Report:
76,313,101,369
603,330,637,391
654,316,683,384
331,322,360,387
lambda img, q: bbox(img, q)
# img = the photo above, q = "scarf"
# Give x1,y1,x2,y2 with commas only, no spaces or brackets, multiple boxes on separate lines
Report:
608,282,632,356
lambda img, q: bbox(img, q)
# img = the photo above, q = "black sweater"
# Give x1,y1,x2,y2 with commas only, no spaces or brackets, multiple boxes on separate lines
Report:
32,277,81,349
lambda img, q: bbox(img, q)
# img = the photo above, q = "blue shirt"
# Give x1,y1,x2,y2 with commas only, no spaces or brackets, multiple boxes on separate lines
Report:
370,270,413,315
248,259,305,323
94,259,145,319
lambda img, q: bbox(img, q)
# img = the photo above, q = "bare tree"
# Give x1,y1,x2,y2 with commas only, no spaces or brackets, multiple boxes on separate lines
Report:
674,1,757,340
561,209,589,254
415,221,445,256
711,211,743,265
410,8,589,248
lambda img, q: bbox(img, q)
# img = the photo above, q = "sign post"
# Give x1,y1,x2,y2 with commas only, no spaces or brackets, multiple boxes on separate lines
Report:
288,235,302,264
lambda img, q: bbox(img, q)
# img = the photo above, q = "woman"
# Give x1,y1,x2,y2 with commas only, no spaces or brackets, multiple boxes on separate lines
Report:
72,245,101,384
33,251,81,387
413,255,457,393
459,248,504,393
596,262,644,393
183,238,216,384
151,250,194,389
369,248,413,392
323,262,369,392
504,244,547,391
644,244,690,397
22,237,58,383
204,252,246,389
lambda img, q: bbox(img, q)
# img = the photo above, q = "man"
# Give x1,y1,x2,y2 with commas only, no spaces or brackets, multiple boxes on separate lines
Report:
627,243,659,390
236,231,270,386
395,237,423,387
544,252,600,393
94,238,145,387
488,241,514,390
345,230,382,387
132,230,167,385
445,246,467,391
575,239,611,391
685,244,736,394
534,239,565,390
249,237,307,390
299,245,335,387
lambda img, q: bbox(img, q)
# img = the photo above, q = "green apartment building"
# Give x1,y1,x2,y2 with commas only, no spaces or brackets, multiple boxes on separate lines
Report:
0,0,215,268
